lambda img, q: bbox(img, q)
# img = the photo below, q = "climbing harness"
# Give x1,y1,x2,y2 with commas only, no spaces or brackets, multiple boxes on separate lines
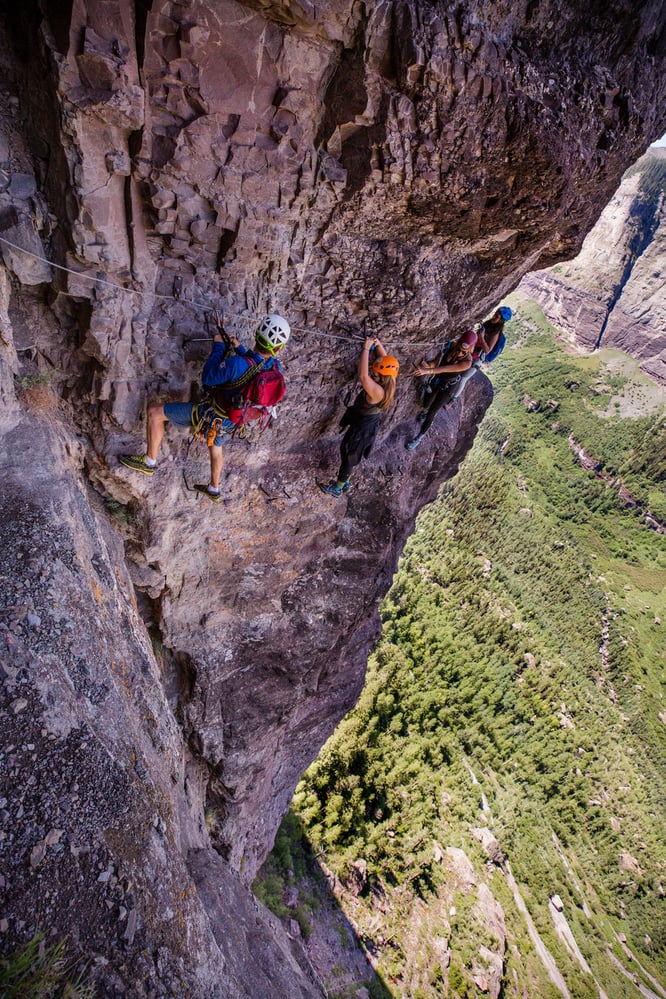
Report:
191,404,227,446
423,341,452,398
181,403,232,494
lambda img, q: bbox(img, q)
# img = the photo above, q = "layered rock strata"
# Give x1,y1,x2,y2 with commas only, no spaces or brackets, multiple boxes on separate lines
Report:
1,0,666,993
519,148,666,384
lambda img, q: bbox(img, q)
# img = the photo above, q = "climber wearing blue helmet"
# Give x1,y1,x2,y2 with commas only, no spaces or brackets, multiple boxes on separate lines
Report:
479,305,511,358
446,304,512,404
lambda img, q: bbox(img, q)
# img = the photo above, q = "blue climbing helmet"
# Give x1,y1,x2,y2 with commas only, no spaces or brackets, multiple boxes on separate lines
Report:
498,306,513,322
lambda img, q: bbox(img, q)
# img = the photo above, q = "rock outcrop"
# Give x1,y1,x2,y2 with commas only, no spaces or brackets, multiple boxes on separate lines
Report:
1,1,666,994
519,148,666,384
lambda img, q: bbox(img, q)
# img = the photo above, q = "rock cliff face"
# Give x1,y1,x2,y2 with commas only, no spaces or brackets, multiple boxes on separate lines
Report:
1,1,666,994
519,148,666,384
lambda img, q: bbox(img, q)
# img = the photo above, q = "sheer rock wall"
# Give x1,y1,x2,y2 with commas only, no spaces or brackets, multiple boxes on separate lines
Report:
519,149,666,384
1,0,666,994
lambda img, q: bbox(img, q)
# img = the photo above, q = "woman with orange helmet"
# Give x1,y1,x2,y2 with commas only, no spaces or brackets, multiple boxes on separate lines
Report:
405,329,477,450
318,336,399,497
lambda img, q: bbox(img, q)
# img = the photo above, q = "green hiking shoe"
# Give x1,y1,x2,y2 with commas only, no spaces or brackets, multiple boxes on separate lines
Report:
119,454,156,475
193,484,222,504
317,479,350,497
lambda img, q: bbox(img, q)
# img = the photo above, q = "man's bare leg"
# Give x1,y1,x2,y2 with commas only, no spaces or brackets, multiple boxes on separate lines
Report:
119,403,168,475
147,403,168,461
209,444,223,490
191,444,224,503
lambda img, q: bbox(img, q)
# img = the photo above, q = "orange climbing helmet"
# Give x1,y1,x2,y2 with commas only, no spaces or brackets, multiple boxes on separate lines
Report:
372,355,400,377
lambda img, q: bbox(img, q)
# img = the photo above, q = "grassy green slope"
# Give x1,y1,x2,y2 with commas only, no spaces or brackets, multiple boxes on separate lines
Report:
258,304,666,998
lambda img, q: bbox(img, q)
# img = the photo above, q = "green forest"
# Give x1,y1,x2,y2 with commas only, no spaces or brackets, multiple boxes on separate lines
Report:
255,300,666,999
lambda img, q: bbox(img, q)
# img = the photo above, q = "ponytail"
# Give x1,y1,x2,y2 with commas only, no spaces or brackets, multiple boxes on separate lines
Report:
375,373,396,410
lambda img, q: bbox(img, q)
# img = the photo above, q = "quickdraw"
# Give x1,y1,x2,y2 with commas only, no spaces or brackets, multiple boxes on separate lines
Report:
191,404,226,446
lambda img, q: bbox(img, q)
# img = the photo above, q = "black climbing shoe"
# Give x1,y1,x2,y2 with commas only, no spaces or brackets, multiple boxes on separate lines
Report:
194,484,222,504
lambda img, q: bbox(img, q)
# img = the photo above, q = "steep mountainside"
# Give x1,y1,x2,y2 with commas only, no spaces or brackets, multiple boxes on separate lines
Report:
1,1,666,994
284,307,666,999
519,149,666,384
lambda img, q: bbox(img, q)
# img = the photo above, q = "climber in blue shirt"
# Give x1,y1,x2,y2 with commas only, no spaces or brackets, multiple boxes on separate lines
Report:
201,338,271,387
119,314,290,502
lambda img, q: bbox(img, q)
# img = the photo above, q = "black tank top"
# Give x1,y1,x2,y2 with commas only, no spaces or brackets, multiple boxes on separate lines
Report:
350,389,382,416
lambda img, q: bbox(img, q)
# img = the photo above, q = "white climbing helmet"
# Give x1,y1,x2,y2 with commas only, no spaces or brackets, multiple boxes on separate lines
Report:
256,314,290,354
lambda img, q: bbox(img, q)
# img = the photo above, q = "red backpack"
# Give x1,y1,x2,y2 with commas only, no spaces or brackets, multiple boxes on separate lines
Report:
211,360,286,426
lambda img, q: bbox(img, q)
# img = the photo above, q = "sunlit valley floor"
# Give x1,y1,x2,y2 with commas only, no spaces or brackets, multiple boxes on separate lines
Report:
254,300,666,999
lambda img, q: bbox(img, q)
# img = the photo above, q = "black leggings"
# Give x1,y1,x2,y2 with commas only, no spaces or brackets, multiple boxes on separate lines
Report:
421,379,459,434
336,420,379,482
337,450,358,483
